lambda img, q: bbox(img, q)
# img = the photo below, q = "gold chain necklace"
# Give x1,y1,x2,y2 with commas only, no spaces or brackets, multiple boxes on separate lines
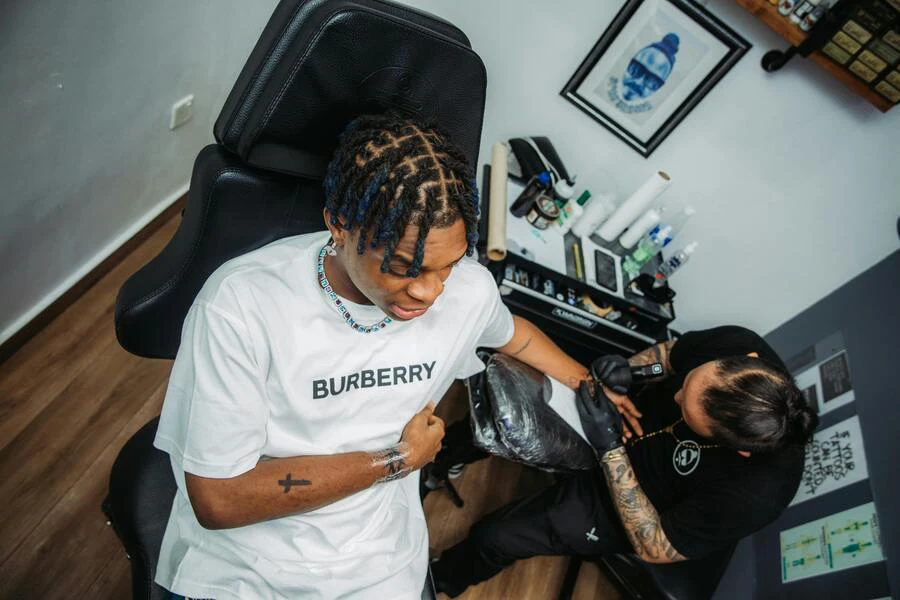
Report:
627,418,721,450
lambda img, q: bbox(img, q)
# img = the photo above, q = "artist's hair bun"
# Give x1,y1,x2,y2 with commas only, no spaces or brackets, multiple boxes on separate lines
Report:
785,391,819,443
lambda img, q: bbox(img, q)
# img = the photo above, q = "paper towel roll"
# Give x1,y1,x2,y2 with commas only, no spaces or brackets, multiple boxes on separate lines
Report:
487,142,509,261
598,171,671,242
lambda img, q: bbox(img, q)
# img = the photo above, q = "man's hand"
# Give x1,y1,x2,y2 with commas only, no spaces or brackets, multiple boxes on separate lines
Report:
576,381,625,455
590,355,644,437
603,387,644,438
400,403,445,471
590,355,632,393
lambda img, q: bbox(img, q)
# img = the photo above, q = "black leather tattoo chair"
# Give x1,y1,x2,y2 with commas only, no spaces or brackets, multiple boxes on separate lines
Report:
100,1,486,598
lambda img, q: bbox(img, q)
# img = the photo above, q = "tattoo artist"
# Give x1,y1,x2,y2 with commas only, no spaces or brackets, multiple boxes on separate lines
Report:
431,326,819,597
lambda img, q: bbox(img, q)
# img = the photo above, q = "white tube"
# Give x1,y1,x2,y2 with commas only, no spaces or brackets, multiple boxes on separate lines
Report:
618,208,661,249
486,143,509,261
598,171,671,242
571,191,616,238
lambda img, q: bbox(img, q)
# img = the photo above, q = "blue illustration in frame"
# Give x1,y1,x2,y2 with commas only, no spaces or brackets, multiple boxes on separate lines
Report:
561,0,750,158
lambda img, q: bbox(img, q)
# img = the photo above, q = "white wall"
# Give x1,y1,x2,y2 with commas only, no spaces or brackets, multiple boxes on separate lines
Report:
0,0,278,344
1,0,897,343
400,0,900,335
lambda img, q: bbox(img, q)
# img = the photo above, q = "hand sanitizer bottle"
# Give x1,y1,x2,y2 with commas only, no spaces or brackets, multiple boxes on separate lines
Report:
556,190,591,234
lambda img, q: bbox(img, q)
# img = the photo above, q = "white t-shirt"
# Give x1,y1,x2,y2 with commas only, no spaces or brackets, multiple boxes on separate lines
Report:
153,230,514,600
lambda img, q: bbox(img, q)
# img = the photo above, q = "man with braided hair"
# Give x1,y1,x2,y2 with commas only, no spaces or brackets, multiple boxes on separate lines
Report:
152,114,589,599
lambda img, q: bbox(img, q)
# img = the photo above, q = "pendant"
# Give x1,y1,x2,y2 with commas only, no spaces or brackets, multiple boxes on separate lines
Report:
672,440,701,475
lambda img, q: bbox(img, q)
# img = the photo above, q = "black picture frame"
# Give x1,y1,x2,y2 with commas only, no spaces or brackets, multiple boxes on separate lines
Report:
561,0,750,158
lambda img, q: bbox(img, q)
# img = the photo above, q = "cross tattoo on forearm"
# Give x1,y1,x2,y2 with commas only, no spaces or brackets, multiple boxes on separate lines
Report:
278,473,311,493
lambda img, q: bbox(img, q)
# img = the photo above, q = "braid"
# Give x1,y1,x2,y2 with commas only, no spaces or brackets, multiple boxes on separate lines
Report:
323,113,480,276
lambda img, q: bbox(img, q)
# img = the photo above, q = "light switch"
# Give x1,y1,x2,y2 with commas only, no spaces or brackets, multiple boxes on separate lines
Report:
169,94,194,130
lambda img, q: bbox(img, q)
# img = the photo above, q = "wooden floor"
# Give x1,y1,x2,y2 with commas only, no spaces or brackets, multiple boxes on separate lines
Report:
0,213,622,599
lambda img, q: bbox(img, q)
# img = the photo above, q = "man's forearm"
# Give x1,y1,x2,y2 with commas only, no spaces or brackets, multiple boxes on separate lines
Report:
497,316,589,389
627,340,675,380
186,445,408,529
599,449,686,563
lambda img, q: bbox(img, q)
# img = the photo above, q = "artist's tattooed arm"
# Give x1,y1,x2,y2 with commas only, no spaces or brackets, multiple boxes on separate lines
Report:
600,450,687,564
627,340,675,379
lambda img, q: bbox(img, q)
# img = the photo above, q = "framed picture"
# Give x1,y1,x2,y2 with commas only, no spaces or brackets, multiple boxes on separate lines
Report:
561,0,750,157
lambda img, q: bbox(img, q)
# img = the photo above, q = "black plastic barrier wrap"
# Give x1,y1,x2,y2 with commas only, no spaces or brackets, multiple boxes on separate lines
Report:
467,352,597,472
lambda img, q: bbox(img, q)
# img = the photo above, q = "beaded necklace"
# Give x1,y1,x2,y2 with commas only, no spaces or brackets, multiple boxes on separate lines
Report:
317,244,393,334
627,418,721,450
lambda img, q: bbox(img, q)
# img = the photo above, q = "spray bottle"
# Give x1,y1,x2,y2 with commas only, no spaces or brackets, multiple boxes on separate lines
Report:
653,242,699,287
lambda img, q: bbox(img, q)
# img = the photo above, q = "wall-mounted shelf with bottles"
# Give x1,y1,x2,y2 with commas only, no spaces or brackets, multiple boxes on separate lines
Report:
737,0,898,112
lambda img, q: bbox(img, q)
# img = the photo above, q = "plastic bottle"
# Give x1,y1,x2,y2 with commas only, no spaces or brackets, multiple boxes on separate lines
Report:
572,191,617,238
800,0,831,31
618,207,662,249
510,171,551,217
556,190,591,234
647,205,694,247
623,225,672,280
790,0,818,24
653,242,699,286
778,0,801,16
664,206,695,239
553,177,576,203
551,178,576,224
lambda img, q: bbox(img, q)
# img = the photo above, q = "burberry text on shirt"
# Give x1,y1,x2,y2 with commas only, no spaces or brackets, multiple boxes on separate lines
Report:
312,361,437,399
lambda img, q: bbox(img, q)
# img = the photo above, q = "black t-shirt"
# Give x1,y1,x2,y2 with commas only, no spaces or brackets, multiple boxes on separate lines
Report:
625,326,804,559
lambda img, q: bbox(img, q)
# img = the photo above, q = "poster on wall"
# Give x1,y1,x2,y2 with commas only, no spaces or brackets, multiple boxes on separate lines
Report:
780,502,884,584
793,350,855,415
560,0,749,157
790,415,869,507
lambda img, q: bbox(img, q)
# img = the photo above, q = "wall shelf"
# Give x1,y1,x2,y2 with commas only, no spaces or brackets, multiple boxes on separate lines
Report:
737,0,895,112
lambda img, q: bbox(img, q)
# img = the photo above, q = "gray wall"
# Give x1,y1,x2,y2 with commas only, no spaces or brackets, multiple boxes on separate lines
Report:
715,249,900,599
0,0,278,343
714,535,755,600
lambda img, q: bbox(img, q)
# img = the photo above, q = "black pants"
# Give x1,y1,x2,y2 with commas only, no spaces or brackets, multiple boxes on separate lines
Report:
431,455,633,597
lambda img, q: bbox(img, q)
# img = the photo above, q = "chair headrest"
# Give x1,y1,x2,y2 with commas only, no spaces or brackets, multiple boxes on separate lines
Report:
214,0,487,179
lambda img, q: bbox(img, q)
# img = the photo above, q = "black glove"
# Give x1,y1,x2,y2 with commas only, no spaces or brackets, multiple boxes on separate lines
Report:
576,381,624,455
590,355,632,394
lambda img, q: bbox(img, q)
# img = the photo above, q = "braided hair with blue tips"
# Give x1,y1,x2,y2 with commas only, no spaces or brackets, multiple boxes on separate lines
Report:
323,113,480,277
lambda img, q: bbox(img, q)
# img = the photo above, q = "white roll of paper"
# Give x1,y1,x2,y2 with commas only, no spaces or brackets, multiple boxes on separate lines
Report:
618,208,661,249
598,171,671,242
487,143,509,261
